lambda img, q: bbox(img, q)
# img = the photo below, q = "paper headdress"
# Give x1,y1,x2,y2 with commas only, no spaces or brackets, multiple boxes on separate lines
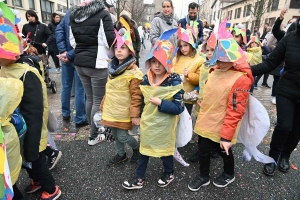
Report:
233,27,247,44
177,25,197,49
202,31,217,53
188,21,199,40
114,17,134,54
248,35,261,47
210,18,247,65
145,28,178,72
0,1,23,60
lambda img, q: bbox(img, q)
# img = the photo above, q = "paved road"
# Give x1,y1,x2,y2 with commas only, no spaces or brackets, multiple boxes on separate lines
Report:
15,39,300,199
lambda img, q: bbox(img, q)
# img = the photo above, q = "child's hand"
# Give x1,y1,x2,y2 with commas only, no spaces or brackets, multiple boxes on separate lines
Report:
132,117,140,126
220,141,233,155
197,100,202,107
183,68,190,77
149,97,162,106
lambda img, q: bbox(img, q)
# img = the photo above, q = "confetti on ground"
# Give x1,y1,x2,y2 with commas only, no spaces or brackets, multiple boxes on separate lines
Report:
80,134,85,138
291,164,298,170
238,173,242,177
64,128,69,131
71,133,76,136
56,135,62,138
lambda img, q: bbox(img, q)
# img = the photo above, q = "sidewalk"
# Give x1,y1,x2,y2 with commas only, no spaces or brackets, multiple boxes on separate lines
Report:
16,40,300,200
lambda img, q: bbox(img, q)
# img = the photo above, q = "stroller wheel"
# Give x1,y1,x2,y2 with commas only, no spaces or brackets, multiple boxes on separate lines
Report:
51,80,57,93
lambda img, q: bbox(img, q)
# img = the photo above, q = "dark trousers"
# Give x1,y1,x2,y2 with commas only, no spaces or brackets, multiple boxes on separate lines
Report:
136,154,174,179
13,184,25,200
255,73,269,86
48,44,60,69
184,103,193,115
198,136,234,177
26,153,56,193
271,75,280,97
269,95,300,161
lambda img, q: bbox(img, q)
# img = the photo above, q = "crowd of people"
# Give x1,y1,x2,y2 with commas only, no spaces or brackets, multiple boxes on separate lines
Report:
1,0,300,199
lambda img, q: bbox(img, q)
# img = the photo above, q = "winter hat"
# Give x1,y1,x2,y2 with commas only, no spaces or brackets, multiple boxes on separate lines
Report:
233,27,247,44
0,1,23,60
247,35,261,47
145,28,178,72
210,18,247,65
177,25,197,48
113,16,135,54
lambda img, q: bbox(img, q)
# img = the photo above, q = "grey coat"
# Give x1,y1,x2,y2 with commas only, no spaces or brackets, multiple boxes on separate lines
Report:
150,16,178,46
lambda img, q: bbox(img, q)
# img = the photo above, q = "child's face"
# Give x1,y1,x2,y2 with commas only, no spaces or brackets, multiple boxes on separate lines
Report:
206,46,215,60
250,42,259,48
234,34,242,44
150,57,166,76
114,44,131,63
217,60,233,70
179,40,192,56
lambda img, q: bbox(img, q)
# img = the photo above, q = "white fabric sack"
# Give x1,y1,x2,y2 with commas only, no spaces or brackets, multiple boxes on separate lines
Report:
238,95,275,164
175,107,193,148
174,148,189,167
47,111,58,132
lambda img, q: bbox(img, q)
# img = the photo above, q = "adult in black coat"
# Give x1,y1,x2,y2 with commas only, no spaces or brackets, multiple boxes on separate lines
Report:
251,17,300,176
22,10,52,54
47,13,61,72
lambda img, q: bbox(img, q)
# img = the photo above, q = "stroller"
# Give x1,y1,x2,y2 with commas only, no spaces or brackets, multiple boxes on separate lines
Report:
29,43,57,94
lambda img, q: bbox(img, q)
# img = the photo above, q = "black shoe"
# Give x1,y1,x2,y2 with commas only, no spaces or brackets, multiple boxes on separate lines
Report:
122,178,144,190
188,175,210,191
47,150,62,170
63,115,70,122
278,157,290,172
75,119,89,128
107,153,128,167
189,150,200,162
210,151,219,159
263,163,276,176
157,173,174,188
130,149,140,163
213,172,235,187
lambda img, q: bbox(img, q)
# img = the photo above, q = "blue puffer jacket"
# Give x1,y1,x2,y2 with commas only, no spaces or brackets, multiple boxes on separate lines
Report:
55,10,75,61
141,73,184,115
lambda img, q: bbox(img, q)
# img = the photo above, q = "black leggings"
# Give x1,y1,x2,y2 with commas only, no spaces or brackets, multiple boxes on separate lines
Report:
48,45,60,69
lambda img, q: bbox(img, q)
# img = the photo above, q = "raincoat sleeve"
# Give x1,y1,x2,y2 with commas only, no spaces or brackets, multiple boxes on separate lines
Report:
129,78,142,118
158,79,184,115
220,75,252,141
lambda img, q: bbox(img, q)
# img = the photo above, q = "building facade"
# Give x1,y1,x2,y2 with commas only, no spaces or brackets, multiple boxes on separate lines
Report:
144,3,155,22
154,0,163,13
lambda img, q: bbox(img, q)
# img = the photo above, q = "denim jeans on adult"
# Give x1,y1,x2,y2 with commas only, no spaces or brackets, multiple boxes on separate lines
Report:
61,62,86,124
76,67,108,138
198,136,234,177
136,154,174,179
269,94,300,161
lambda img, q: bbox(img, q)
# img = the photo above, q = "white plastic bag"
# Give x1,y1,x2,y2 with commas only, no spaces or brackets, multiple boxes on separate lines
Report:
175,107,193,148
238,95,275,164
174,148,189,167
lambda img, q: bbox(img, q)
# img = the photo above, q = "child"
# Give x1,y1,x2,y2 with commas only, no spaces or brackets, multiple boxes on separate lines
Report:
122,29,184,189
233,27,247,51
0,3,61,199
173,27,204,114
188,19,253,191
100,18,143,166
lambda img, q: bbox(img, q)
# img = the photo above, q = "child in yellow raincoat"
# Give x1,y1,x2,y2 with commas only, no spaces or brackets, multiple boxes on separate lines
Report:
100,18,143,167
122,28,184,190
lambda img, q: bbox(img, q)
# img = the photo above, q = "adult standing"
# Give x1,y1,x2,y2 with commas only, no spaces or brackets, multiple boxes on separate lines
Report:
178,2,204,45
56,10,87,130
22,10,52,54
70,0,115,145
252,26,261,38
260,23,269,40
150,0,178,46
48,13,61,73
251,17,300,176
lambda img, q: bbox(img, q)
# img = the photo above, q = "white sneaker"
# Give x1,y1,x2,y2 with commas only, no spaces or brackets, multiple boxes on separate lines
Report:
88,134,105,146
56,68,60,74
271,96,276,105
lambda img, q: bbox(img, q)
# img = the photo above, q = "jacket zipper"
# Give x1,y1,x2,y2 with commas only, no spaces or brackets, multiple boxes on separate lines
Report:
233,93,237,111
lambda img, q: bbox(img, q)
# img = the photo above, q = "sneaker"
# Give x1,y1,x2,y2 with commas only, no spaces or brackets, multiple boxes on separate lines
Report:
157,173,174,188
88,134,105,146
213,172,235,187
24,181,41,193
107,153,128,167
122,178,144,190
188,175,210,191
189,150,200,162
271,96,276,105
48,150,62,170
75,119,89,128
40,186,61,200
130,149,140,163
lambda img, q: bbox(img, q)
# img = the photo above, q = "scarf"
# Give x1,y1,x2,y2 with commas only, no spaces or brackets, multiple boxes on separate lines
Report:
108,56,136,78
157,12,174,25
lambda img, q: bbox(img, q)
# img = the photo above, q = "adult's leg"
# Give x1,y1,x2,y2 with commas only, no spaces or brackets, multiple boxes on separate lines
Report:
73,65,86,124
136,154,150,179
26,153,56,193
271,75,280,97
262,73,270,85
61,62,74,119
269,95,296,161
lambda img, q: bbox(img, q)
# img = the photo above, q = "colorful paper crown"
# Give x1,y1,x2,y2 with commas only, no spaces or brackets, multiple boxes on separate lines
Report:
177,26,197,49
188,21,199,40
202,31,217,53
114,17,134,54
0,1,23,60
233,27,247,44
145,28,178,72
248,35,261,47
210,19,247,65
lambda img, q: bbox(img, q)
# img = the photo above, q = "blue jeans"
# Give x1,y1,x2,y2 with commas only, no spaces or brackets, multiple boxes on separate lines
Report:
61,62,86,124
